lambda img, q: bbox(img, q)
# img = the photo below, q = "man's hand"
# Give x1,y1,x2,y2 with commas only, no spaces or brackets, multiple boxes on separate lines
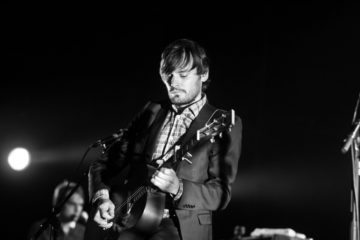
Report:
94,198,115,230
151,167,180,195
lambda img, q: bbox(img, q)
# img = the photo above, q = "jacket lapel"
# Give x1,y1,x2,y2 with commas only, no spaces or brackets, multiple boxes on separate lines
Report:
143,101,170,162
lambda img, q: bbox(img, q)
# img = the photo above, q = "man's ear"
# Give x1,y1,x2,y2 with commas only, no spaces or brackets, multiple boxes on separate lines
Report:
200,71,209,83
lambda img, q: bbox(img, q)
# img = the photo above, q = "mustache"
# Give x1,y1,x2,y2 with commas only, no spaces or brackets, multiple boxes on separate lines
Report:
169,87,185,92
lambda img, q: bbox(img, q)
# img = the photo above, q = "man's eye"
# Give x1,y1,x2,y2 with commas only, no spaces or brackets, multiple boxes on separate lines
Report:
180,74,188,78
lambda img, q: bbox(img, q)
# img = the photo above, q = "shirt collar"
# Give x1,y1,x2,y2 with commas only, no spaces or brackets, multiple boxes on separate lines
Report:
171,94,207,117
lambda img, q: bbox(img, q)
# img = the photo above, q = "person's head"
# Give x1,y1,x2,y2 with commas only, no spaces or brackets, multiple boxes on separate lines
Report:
52,180,85,223
160,39,210,107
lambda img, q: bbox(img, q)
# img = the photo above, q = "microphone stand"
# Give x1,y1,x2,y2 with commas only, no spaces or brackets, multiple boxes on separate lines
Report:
343,123,360,240
342,92,360,240
30,130,125,240
351,135,360,240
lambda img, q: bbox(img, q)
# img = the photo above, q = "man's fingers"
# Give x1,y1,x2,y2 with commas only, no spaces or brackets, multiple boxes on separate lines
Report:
109,205,115,217
99,202,115,219
99,221,113,230
155,168,175,180
160,167,174,174
100,209,114,220
152,174,167,187
94,210,114,230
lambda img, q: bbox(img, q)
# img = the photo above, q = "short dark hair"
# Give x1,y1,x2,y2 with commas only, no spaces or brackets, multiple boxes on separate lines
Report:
52,180,85,207
160,39,211,91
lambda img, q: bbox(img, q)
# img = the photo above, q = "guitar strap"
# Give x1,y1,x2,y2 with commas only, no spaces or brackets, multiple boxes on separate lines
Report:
160,102,219,170
178,103,218,149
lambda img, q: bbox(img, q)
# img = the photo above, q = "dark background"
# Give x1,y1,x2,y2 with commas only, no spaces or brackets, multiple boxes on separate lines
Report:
1,2,359,240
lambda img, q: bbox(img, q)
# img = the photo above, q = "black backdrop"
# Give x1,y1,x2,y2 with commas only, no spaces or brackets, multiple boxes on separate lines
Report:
1,2,359,240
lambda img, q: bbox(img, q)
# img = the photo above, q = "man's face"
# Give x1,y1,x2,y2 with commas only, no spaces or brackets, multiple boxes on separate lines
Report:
59,192,84,223
160,60,208,107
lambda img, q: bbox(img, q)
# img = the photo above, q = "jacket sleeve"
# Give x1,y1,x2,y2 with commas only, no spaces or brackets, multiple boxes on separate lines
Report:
88,101,154,201
174,116,242,211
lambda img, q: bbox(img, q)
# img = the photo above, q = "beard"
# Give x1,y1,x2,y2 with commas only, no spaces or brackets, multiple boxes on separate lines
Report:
168,88,201,107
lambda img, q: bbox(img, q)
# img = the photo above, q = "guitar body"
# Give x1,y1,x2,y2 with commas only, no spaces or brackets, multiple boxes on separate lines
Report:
85,164,166,240
120,189,165,233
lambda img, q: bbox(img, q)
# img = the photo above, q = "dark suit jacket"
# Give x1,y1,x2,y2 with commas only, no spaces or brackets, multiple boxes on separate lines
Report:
89,99,242,240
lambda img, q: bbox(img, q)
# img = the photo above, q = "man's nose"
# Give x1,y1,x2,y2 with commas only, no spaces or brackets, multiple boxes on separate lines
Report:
168,73,180,86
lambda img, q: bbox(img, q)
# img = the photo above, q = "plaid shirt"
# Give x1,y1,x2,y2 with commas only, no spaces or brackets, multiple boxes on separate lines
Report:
152,95,207,163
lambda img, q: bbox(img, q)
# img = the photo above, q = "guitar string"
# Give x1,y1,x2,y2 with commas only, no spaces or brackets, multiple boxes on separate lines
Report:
113,185,147,217
113,160,165,215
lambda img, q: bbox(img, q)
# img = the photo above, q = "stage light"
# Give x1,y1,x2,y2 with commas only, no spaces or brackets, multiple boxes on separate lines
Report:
8,147,31,171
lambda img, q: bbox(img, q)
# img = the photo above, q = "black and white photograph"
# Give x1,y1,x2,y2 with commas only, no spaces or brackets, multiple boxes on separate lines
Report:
1,2,360,240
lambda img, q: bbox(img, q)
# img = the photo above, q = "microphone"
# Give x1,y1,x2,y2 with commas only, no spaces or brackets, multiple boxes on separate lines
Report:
92,129,126,148
342,121,360,154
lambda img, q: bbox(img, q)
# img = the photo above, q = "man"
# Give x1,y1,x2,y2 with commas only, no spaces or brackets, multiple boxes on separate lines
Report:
28,180,87,240
87,38,242,240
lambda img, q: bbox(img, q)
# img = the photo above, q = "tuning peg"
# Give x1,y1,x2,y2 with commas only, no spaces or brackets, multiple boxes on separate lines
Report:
210,137,215,143
182,152,193,164
219,132,223,138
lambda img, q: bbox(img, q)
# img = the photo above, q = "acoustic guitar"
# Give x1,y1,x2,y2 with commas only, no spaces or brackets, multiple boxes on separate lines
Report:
85,109,235,240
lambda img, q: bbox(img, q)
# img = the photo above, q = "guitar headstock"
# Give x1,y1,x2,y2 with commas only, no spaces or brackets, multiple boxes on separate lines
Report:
196,109,235,142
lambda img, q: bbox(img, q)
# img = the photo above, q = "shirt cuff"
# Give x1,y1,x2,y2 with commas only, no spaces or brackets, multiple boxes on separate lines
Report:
172,178,183,201
92,189,110,204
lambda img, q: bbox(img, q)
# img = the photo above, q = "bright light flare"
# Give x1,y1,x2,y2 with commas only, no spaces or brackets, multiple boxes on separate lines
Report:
8,147,31,171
